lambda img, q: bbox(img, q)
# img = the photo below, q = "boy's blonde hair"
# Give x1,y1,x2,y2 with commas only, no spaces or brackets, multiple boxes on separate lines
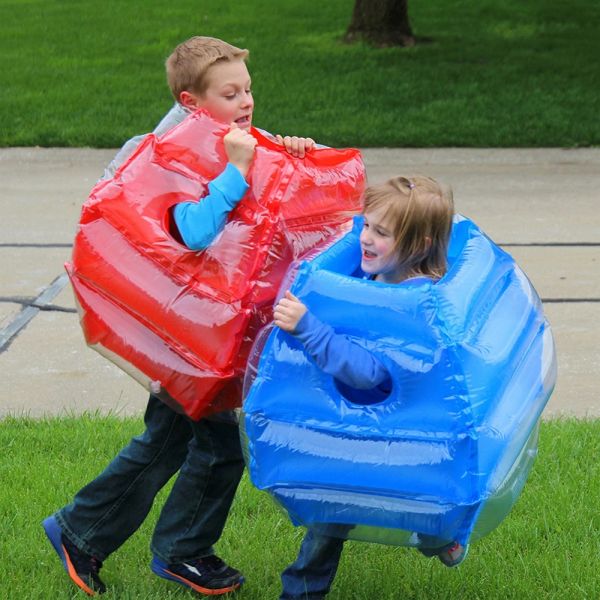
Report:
363,175,454,280
166,36,249,101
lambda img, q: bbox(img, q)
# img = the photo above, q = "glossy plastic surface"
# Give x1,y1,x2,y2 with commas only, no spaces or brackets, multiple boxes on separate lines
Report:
242,216,556,546
66,110,365,419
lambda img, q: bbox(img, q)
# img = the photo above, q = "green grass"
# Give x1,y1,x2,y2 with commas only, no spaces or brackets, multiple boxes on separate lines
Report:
0,0,599,147
1,416,599,599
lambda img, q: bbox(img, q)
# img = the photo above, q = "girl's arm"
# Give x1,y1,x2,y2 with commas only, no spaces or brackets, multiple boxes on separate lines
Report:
274,291,391,390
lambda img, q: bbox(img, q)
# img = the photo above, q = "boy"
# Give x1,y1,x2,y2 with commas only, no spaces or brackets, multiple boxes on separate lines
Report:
43,36,314,597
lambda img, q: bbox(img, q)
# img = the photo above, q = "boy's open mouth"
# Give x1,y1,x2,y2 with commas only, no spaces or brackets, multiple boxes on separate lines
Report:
235,115,251,126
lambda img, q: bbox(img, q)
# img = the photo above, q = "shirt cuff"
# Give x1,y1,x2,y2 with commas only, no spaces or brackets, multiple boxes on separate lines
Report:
293,311,321,338
211,162,249,204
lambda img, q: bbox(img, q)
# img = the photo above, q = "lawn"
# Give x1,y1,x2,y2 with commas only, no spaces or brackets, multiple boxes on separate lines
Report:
1,416,598,599
0,0,599,147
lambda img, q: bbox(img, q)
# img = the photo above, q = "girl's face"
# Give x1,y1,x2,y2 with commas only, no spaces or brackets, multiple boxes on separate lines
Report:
359,205,405,283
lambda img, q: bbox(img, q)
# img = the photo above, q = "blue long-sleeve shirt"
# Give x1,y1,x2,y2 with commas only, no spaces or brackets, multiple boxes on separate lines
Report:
291,311,391,391
173,162,249,250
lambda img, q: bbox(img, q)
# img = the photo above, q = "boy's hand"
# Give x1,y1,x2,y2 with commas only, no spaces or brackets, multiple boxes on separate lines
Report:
224,123,258,178
273,290,307,332
275,134,315,159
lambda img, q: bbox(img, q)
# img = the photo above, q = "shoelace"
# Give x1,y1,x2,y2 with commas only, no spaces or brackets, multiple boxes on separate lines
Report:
198,555,226,571
89,556,104,576
63,536,103,575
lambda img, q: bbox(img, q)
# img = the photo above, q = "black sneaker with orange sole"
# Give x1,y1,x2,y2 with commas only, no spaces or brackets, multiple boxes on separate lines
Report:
42,515,106,595
151,554,244,595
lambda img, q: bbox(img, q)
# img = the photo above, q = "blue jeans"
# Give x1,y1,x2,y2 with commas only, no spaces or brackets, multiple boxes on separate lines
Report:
280,528,347,599
55,394,244,563
280,528,454,599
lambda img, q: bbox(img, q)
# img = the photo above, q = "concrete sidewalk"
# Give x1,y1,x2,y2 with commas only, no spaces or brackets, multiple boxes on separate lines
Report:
1,147,599,418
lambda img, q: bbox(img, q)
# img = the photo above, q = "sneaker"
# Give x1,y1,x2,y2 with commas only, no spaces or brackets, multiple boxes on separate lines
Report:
151,554,244,595
438,541,469,568
42,515,106,595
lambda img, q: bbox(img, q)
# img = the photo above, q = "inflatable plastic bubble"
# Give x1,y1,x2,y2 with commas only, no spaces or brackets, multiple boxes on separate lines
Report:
66,110,365,420
242,215,556,547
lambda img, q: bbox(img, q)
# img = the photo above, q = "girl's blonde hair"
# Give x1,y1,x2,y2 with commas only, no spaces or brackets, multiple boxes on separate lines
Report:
363,175,454,280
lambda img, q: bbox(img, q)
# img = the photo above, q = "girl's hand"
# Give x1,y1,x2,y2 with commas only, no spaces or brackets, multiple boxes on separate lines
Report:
224,123,258,177
273,290,307,332
275,134,315,159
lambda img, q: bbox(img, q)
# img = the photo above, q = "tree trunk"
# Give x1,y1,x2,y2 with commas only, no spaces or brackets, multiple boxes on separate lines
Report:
345,0,415,47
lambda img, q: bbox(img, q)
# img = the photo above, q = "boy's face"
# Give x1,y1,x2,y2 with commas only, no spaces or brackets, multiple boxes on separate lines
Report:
181,60,254,130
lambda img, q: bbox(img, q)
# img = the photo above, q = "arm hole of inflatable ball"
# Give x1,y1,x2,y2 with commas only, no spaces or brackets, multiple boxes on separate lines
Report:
163,204,187,246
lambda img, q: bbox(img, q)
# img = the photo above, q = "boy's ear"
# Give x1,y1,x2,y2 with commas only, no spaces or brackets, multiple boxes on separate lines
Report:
179,90,203,110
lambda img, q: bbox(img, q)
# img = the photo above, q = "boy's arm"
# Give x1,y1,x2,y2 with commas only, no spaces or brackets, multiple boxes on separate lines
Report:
274,292,391,390
174,123,257,251
173,163,249,250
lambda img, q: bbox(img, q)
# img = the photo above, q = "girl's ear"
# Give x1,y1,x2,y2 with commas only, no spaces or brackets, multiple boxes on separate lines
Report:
423,236,432,250
179,90,203,110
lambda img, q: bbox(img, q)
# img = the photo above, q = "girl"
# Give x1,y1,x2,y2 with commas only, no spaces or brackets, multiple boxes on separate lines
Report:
273,175,465,600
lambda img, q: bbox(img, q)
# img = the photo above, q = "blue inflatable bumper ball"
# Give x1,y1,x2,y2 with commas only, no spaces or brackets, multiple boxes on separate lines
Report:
242,215,556,548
